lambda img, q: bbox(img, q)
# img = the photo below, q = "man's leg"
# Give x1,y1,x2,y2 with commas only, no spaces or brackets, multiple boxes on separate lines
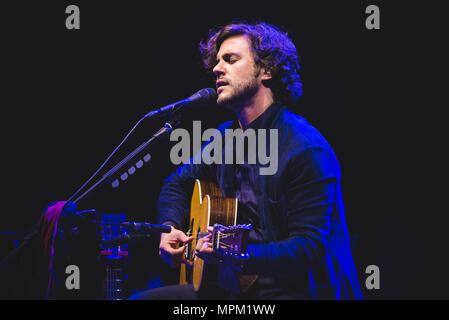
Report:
128,283,229,300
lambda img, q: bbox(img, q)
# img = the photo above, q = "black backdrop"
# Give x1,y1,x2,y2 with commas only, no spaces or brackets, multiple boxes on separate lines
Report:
2,0,447,299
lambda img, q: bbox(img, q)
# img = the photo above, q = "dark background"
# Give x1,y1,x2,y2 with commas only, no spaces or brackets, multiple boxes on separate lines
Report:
2,0,447,299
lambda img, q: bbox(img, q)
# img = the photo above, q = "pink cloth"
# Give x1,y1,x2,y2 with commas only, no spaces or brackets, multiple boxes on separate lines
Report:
40,201,67,297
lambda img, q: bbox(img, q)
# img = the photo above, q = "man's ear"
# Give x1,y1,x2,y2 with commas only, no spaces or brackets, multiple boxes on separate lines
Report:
261,69,272,80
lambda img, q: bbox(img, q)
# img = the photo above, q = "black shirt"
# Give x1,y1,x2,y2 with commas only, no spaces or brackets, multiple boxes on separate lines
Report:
234,162,264,244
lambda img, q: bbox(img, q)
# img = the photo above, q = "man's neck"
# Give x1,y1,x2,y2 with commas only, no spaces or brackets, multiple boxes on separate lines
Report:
234,90,274,128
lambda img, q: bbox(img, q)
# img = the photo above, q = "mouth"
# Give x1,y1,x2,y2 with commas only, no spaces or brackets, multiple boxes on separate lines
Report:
216,80,228,91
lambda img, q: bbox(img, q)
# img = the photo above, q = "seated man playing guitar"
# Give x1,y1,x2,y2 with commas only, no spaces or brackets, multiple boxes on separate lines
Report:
129,21,362,300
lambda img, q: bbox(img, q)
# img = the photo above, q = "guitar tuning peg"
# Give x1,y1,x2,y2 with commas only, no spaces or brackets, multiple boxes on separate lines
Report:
128,166,136,175
112,179,119,188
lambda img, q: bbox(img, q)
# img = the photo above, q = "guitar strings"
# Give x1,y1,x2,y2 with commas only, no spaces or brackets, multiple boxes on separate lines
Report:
217,243,233,248
186,231,210,237
185,231,236,239
217,233,236,238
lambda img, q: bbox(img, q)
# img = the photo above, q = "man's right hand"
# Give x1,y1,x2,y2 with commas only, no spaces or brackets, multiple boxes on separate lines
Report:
158,226,193,268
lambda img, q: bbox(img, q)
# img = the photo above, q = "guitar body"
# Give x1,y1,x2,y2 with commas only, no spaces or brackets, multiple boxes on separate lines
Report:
180,179,238,291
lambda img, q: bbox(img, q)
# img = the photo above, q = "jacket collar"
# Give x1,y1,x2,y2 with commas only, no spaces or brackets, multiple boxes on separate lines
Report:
230,101,286,131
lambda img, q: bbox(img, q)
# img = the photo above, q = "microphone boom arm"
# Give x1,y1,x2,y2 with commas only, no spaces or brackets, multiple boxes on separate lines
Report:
72,119,177,204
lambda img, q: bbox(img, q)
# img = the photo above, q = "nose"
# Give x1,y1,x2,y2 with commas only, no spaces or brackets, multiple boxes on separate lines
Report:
213,60,225,77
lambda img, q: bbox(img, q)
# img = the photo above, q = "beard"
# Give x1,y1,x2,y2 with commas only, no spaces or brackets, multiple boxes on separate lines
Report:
217,71,261,110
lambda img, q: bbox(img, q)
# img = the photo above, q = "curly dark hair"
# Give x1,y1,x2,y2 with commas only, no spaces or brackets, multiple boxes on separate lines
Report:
199,21,303,107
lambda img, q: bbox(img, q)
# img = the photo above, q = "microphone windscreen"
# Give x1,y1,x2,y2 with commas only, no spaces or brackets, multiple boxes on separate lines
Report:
189,88,217,106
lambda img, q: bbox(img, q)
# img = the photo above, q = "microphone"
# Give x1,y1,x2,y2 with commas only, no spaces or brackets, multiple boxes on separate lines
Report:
144,88,217,119
99,222,171,248
101,233,150,248
121,222,172,233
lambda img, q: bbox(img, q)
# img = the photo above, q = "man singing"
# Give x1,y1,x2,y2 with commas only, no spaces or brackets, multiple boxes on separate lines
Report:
129,21,362,300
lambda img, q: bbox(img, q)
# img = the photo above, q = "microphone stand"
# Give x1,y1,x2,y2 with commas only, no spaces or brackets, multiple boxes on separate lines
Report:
72,117,179,204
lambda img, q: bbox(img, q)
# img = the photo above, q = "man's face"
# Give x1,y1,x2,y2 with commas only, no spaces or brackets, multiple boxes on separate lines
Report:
213,35,264,108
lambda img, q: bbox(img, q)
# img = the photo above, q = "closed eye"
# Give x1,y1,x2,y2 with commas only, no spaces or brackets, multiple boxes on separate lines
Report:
222,53,240,64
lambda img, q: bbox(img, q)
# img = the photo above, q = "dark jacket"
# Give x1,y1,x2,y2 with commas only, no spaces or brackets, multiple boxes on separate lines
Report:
157,103,363,299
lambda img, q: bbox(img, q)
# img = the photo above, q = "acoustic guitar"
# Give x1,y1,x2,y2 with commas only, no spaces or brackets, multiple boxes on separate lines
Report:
179,179,258,293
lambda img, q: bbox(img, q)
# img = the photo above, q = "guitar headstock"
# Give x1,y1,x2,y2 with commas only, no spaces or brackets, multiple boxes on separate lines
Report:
212,224,251,259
